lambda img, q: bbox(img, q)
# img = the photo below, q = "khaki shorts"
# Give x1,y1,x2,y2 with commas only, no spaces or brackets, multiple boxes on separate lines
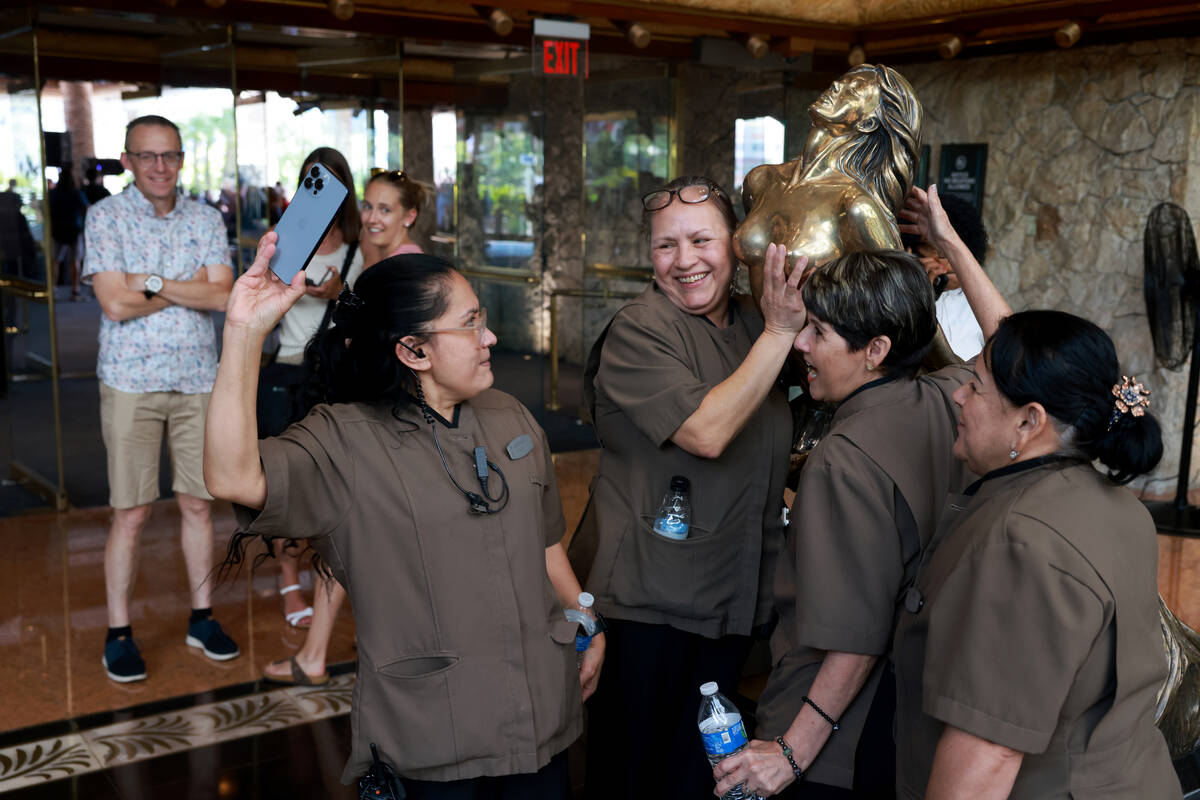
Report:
99,383,213,509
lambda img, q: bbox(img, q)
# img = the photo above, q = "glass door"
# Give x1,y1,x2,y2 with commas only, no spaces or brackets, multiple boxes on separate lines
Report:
0,12,63,511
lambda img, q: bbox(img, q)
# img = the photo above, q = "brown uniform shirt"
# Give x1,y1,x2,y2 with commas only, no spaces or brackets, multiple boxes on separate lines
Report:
893,460,1180,799
236,390,582,783
578,284,792,638
757,366,973,788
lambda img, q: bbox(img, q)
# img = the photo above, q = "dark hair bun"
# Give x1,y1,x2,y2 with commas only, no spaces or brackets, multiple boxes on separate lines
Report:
987,310,1163,484
1094,409,1163,485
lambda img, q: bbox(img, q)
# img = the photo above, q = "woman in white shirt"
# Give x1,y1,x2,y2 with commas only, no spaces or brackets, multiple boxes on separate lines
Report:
258,147,363,638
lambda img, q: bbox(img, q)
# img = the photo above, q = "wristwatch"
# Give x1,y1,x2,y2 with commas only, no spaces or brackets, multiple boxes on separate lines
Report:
143,274,164,300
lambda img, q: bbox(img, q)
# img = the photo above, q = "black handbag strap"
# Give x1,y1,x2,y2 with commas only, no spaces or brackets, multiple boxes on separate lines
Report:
316,240,358,337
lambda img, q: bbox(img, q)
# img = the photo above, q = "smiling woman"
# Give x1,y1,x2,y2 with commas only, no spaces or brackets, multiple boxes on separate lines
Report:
360,170,427,261
567,175,808,798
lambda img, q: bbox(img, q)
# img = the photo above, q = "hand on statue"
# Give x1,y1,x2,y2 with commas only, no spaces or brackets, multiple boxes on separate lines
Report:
224,231,306,335
712,739,796,798
900,183,960,254
760,244,808,338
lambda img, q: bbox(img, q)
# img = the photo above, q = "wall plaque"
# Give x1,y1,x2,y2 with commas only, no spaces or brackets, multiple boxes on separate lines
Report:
937,143,987,211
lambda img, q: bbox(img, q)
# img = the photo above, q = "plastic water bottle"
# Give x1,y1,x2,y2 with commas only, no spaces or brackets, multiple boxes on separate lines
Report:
653,475,691,540
698,682,762,800
564,592,597,669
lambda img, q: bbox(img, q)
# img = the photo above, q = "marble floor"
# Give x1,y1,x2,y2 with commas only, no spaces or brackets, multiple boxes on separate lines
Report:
1,448,1199,797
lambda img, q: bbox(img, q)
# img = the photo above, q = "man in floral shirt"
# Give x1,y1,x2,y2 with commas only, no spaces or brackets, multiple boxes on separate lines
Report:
83,115,238,682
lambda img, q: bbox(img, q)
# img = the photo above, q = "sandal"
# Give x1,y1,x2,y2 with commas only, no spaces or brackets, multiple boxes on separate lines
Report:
279,583,313,628
262,655,329,686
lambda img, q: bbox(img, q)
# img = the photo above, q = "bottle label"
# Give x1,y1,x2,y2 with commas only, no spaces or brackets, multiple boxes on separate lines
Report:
701,719,748,757
575,634,592,652
653,518,688,539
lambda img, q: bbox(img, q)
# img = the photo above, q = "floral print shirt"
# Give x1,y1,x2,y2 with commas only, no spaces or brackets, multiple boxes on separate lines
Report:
82,184,230,394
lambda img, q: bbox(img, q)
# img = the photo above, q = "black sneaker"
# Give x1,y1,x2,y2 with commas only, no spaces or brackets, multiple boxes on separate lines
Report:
102,636,147,683
186,617,240,662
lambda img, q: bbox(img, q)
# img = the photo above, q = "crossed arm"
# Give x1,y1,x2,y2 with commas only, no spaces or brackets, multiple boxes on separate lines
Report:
93,263,233,323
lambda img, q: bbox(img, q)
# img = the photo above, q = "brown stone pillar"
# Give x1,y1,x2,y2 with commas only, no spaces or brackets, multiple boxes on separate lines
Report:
61,81,95,183
674,64,738,190
403,108,434,251
540,74,585,361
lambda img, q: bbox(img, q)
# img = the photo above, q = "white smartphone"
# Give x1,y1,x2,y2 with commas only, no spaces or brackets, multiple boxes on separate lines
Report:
268,163,348,285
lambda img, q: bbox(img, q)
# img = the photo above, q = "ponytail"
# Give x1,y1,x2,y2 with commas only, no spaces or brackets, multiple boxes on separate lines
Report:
986,310,1164,485
297,254,455,415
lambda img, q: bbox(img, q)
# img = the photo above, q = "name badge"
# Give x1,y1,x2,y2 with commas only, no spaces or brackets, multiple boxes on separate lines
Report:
506,434,534,460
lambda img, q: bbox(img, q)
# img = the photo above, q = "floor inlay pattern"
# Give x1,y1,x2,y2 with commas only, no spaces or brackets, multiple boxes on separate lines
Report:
0,673,355,792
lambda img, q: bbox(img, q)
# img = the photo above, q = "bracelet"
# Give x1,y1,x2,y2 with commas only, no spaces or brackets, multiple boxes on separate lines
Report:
775,736,804,782
802,695,840,732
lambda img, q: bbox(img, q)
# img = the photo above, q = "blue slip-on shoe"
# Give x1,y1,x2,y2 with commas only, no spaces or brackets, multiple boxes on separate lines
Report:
185,617,241,662
102,636,147,683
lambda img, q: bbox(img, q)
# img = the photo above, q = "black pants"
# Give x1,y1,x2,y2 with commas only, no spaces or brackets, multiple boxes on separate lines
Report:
583,619,754,800
401,750,569,800
778,662,897,800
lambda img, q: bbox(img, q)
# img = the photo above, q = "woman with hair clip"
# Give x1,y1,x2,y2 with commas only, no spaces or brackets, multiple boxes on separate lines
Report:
258,146,364,638
890,309,1179,798
204,238,600,798
360,169,427,266
714,186,1010,799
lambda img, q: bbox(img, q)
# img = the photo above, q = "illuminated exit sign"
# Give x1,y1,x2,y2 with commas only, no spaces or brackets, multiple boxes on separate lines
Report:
533,19,589,78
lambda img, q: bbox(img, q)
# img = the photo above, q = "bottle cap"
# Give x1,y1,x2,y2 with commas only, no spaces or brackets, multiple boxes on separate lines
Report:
699,681,718,696
578,592,594,608
670,475,690,492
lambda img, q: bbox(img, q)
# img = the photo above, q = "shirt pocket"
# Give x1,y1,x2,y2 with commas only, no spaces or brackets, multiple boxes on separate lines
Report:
608,513,738,619
367,651,462,771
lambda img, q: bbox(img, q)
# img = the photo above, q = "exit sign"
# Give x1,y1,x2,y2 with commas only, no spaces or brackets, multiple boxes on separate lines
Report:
542,39,587,76
533,19,589,78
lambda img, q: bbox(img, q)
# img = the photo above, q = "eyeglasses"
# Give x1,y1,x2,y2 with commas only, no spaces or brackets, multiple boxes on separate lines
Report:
423,308,489,343
642,182,722,212
126,150,185,168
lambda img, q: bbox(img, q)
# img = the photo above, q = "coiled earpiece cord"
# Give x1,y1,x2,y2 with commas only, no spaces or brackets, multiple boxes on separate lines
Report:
416,383,509,515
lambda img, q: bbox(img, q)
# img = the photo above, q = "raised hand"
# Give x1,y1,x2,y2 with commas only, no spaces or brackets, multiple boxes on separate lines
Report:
760,243,809,338
224,231,307,336
899,184,959,254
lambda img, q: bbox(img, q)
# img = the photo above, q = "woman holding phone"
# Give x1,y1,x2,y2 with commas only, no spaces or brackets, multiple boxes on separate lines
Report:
206,241,599,797
258,147,364,637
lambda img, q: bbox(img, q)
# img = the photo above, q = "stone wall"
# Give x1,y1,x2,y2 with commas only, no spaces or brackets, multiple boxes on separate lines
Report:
901,39,1200,493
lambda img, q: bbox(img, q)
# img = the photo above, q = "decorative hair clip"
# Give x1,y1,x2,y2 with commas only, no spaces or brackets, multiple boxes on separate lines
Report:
331,286,365,331
1108,375,1150,430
